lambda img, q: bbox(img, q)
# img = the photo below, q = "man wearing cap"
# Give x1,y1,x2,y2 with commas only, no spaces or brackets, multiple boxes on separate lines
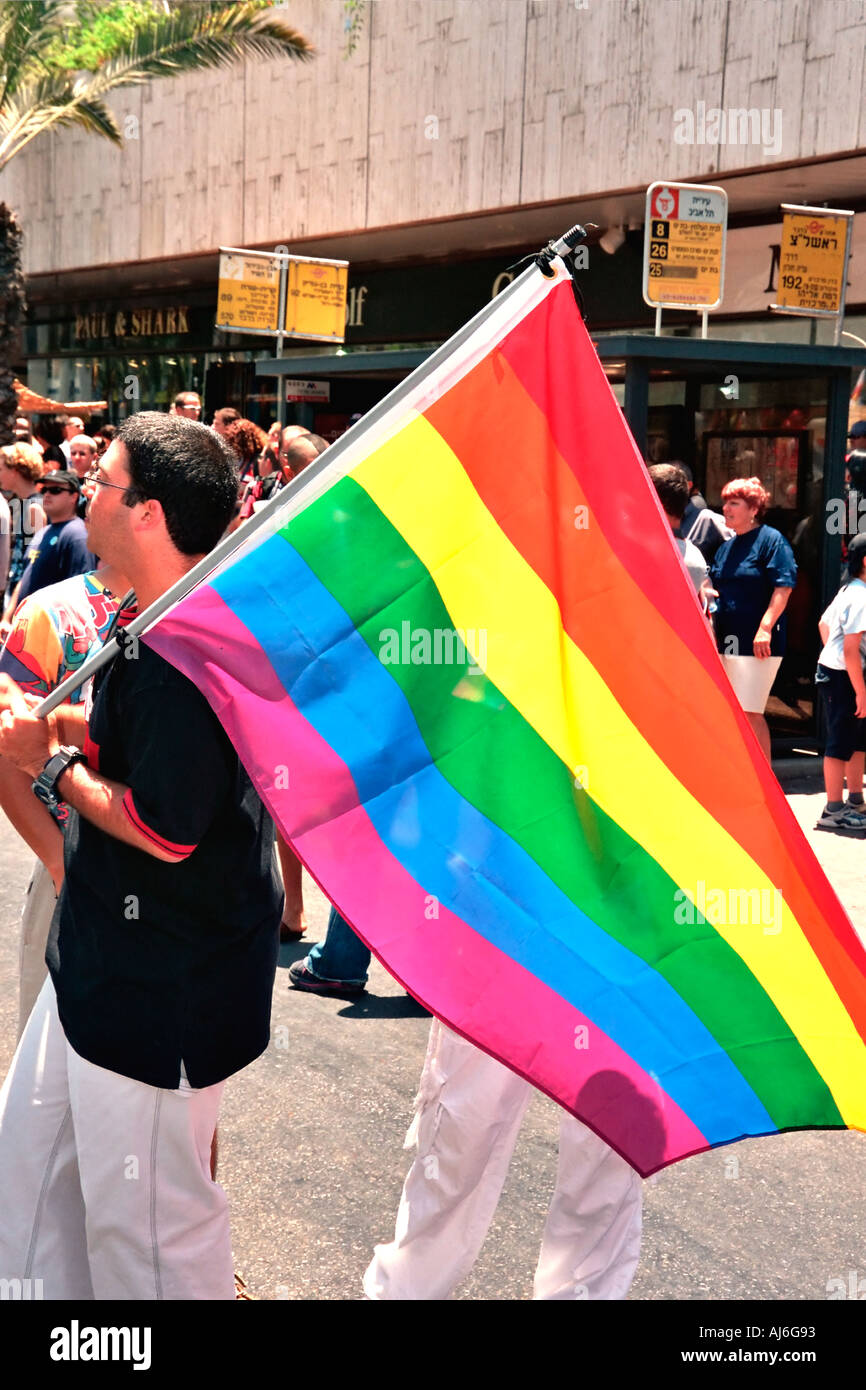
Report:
848,421,866,452
14,471,94,607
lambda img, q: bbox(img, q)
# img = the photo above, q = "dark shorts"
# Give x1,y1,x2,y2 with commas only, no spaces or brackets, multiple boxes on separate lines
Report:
817,663,866,760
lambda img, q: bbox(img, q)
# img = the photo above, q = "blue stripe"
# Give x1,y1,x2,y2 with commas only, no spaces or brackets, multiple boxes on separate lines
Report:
204,531,775,1142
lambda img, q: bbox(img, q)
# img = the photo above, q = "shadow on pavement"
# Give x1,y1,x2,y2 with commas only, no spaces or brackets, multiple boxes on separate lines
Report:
338,995,432,1020
276,941,312,968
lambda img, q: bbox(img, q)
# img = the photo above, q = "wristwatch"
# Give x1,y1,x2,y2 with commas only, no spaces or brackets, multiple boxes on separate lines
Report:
31,746,87,809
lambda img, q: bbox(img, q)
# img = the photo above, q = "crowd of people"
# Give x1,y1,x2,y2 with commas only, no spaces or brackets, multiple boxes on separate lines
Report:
1,395,326,633
0,401,864,1301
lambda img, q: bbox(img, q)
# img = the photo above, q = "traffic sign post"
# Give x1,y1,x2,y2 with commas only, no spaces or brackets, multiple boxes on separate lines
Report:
770,205,854,345
216,247,349,425
216,249,282,335
284,259,349,342
643,182,728,336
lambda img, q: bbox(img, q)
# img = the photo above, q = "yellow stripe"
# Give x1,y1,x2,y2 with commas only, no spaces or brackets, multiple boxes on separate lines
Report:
350,412,866,1127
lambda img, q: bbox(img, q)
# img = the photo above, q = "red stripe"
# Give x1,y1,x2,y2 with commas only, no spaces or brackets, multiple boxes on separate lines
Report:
83,730,99,771
121,789,196,859
423,289,866,1029
502,290,860,934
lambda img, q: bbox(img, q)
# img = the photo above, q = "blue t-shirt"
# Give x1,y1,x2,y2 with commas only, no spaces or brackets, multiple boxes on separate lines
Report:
15,518,95,606
710,524,797,657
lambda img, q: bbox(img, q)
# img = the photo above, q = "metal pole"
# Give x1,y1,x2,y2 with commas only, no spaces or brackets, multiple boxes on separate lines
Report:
700,309,708,340
820,371,850,614
623,359,650,458
834,209,854,348
34,230,587,719
655,306,662,337
275,258,288,426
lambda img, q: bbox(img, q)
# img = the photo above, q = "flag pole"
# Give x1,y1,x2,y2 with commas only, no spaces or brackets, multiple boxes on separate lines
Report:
33,224,587,718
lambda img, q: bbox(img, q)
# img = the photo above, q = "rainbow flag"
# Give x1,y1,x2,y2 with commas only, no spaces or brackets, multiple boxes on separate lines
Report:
145,260,866,1176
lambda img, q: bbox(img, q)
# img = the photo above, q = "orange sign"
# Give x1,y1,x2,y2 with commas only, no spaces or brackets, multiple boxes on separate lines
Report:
284,260,348,342
774,208,852,316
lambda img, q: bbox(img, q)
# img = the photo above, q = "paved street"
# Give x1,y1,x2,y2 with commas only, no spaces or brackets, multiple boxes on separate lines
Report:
1,765,864,1302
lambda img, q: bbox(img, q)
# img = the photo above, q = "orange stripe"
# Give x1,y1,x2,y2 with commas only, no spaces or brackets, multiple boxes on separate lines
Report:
502,288,864,967
424,347,866,1039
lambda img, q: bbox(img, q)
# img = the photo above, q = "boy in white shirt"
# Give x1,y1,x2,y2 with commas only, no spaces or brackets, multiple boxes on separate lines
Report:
815,533,866,835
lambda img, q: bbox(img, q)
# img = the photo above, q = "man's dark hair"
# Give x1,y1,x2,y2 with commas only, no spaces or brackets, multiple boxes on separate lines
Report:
648,462,690,521
847,531,866,580
214,407,240,427
847,450,866,494
117,412,238,555
37,414,66,447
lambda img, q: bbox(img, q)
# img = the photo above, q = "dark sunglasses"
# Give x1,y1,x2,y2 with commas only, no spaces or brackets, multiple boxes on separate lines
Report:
39,485,75,496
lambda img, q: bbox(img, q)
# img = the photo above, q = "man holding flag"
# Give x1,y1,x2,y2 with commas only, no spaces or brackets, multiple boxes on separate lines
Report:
0,413,282,1300
1,233,864,1303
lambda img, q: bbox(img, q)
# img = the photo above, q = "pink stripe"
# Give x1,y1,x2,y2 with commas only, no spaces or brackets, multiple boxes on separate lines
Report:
147,589,709,1175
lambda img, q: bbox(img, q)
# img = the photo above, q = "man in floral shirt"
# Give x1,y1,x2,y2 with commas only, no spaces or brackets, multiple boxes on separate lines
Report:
0,562,131,1034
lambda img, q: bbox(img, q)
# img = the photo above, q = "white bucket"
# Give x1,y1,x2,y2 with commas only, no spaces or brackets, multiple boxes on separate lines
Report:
721,654,782,713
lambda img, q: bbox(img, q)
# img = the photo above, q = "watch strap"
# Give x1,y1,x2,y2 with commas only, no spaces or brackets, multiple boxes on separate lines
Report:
35,746,86,799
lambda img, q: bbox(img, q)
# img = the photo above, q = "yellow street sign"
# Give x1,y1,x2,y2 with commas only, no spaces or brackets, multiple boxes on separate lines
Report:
284,259,349,342
774,208,852,316
643,182,728,310
216,252,280,333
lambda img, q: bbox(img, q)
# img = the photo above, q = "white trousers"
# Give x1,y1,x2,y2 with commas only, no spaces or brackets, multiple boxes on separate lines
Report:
18,857,56,1040
0,978,234,1300
364,1021,642,1300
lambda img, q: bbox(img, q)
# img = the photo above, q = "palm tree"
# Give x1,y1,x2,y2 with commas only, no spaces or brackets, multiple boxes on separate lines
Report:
0,0,314,442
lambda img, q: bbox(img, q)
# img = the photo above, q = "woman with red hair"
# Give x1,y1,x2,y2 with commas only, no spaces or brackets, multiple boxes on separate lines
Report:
709,476,797,762
224,417,267,480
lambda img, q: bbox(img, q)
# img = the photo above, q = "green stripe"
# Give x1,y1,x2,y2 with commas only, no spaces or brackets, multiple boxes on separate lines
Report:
282,475,843,1129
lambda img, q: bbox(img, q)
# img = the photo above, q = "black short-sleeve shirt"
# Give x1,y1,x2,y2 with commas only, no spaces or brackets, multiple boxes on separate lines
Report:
47,640,282,1089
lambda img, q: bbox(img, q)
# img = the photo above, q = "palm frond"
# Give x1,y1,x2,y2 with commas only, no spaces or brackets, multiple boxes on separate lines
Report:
0,1,313,175
86,1,314,95
0,75,121,172
0,1,76,107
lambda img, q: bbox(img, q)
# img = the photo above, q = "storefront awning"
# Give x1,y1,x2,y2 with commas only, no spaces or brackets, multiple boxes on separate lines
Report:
14,379,107,415
254,349,430,379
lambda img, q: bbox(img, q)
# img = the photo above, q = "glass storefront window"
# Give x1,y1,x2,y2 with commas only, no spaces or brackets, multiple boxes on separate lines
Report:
695,377,827,530
96,354,205,416
25,353,205,418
